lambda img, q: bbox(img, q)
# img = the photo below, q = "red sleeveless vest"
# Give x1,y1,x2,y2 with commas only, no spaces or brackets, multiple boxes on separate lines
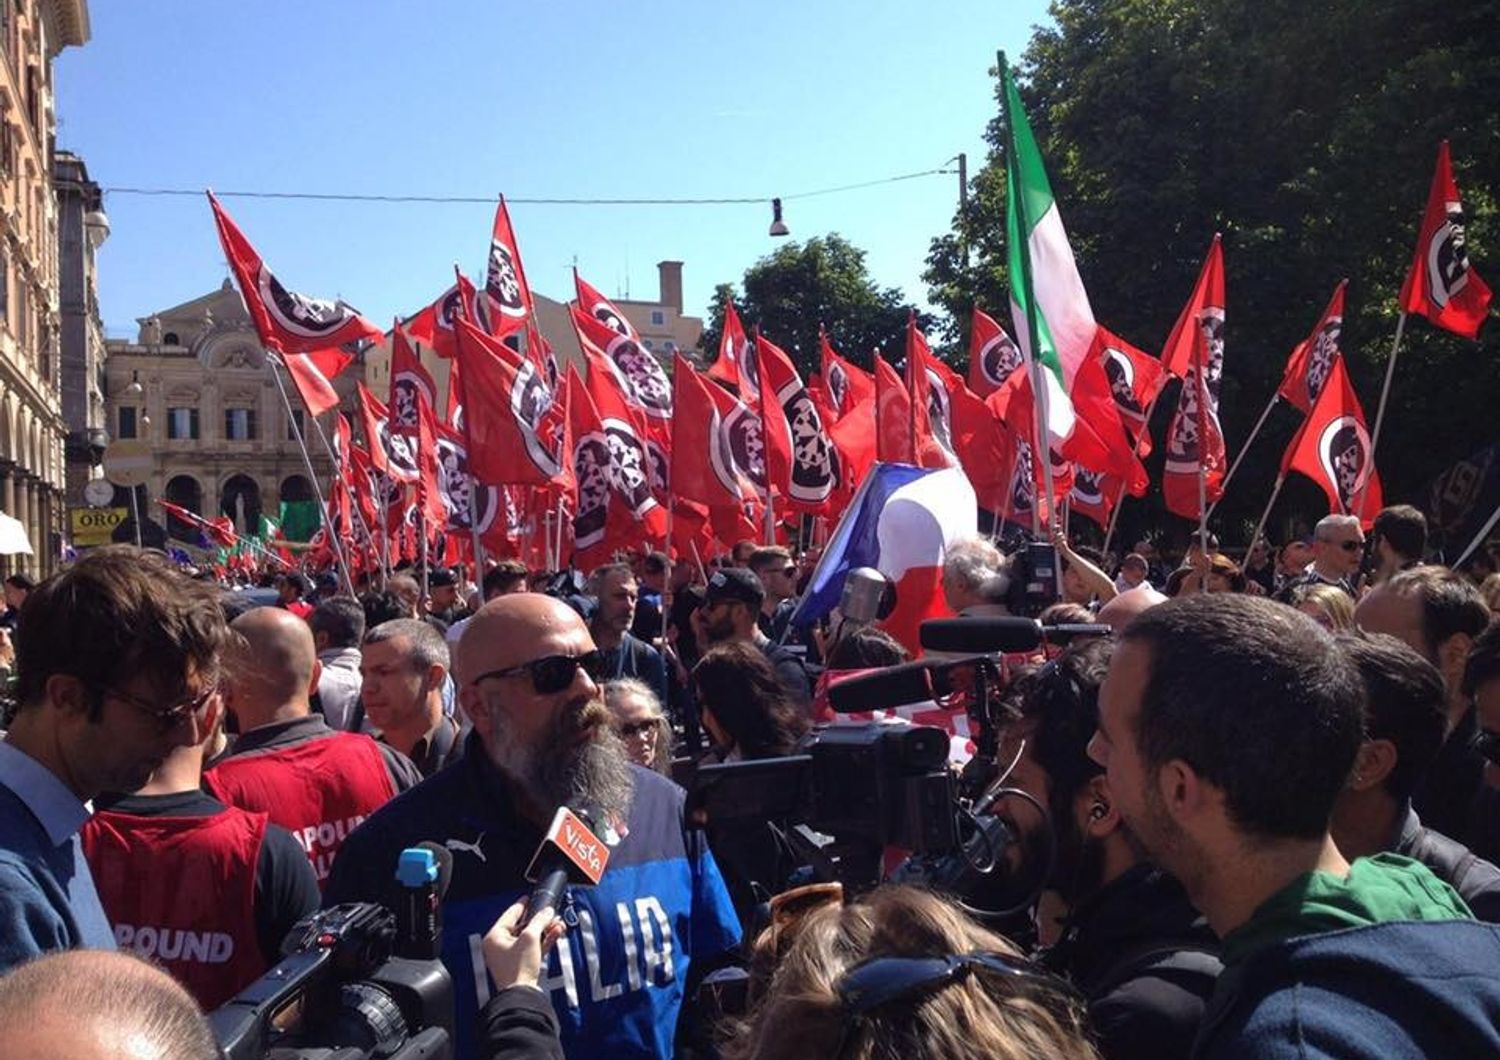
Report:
204,733,396,884
81,807,266,1009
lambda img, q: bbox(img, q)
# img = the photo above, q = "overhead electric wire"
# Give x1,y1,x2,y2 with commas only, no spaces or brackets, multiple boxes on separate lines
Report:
100,166,957,208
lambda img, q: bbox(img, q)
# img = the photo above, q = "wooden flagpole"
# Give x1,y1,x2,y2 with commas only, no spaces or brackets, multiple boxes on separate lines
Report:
1207,392,1281,521
1357,312,1408,521
1248,474,1286,561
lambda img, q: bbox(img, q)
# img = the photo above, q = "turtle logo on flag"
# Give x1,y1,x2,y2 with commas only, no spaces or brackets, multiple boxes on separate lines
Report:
590,300,632,338
647,438,669,497
435,284,465,334
707,406,746,501
980,330,1024,388
1011,439,1036,514
544,350,560,395
826,360,849,412
925,366,956,457
602,418,656,518
604,335,673,419
509,360,562,479
573,430,612,549
376,417,420,483
486,241,526,319
1104,346,1144,421
391,370,434,430
775,378,837,505
724,402,768,493
1072,467,1105,508
1427,203,1473,309
257,269,361,341
435,434,499,533
1318,415,1374,512
1305,314,1342,404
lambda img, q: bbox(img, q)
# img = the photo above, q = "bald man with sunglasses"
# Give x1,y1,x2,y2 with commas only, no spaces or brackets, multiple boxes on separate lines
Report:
325,593,741,1060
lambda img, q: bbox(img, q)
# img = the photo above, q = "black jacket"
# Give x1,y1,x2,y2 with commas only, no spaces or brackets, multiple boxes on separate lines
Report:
479,985,564,1060
1394,806,1500,923
1040,865,1222,1060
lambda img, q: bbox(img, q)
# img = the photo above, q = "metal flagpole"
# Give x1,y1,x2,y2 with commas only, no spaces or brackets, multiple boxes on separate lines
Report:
662,496,674,649
1248,475,1286,561
1101,488,1125,557
266,360,356,596
129,485,143,548
1454,501,1500,570
1207,392,1280,520
306,411,375,593
1193,342,1211,571
1357,313,1408,521
418,512,429,604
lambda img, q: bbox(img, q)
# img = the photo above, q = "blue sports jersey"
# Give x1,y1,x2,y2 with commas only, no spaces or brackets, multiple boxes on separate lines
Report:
325,733,741,1058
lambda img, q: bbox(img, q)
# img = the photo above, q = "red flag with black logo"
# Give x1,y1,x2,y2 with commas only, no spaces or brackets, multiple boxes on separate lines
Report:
1278,281,1347,414
912,333,1011,497
388,323,438,435
415,394,446,530
1067,348,1150,495
755,333,843,513
671,354,752,509
704,370,770,502
453,318,565,487
820,328,875,419
566,366,665,567
570,304,674,441
1068,466,1120,530
356,383,418,485
1282,356,1384,525
875,352,915,464
905,319,966,470
481,197,534,340
208,192,377,416
1162,237,1227,519
1400,141,1491,339
574,271,639,341
709,301,751,394
1092,326,1165,454
968,306,1025,398
407,279,478,361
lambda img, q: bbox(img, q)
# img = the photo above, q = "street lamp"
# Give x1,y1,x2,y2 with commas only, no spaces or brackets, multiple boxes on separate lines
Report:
84,207,110,249
768,198,789,238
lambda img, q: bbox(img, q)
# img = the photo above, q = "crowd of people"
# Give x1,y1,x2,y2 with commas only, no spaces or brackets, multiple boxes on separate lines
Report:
1,503,1499,1059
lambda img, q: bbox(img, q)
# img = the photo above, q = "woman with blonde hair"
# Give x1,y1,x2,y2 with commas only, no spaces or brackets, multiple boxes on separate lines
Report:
729,885,1099,1060
1289,582,1356,631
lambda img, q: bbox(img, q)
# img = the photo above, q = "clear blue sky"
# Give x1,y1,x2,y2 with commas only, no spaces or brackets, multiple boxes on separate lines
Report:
55,1,1052,340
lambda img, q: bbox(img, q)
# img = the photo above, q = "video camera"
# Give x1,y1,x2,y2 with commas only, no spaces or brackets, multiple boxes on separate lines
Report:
212,847,455,1059
1004,540,1062,618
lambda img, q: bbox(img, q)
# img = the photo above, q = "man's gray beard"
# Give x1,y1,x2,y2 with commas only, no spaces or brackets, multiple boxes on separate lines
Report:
487,704,636,823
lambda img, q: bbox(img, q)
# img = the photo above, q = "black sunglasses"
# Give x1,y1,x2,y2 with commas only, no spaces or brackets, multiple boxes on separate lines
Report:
471,651,607,695
836,951,1056,1014
1471,729,1500,769
1325,539,1364,553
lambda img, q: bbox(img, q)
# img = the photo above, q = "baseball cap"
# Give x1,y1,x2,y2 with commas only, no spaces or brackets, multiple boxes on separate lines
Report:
703,567,765,609
427,568,458,589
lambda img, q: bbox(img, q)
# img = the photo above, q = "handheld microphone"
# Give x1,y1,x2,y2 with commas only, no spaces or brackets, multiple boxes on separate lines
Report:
523,807,610,919
394,842,452,960
919,617,1112,654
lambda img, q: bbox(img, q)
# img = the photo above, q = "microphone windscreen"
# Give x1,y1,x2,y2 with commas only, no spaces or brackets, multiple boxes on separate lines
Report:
826,660,937,713
919,616,1045,654
417,840,454,899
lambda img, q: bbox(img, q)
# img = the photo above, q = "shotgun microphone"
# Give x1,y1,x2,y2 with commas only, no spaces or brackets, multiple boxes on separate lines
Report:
919,616,1112,654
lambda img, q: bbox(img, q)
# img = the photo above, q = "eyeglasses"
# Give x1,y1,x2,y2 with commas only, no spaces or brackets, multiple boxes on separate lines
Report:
1322,539,1364,553
102,681,217,731
618,716,663,739
1471,729,1500,769
471,650,607,695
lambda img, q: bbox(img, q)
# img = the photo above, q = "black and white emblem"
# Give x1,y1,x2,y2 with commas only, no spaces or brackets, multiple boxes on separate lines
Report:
486,241,526,319
258,268,358,340
776,378,837,504
435,434,499,533
509,361,561,478
724,401,768,493
604,335,673,420
1317,415,1373,512
979,330,1024,388
1427,203,1473,309
1304,313,1341,404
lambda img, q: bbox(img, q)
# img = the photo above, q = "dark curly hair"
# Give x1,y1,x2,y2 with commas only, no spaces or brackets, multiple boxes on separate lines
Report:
692,641,809,759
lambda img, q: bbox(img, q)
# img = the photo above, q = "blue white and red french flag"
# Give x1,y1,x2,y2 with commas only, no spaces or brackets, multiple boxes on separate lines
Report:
788,463,975,656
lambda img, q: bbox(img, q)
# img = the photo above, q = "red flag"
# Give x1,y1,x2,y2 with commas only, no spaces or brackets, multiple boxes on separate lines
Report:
1162,238,1228,519
445,354,464,429
709,301,751,394
566,367,665,566
279,346,352,418
574,271,639,340
1068,466,1120,530
1400,141,1491,339
388,324,438,433
433,421,503,538
875,352,915,463
755,333,843,512
819,328,875,418
407,279,481,360
207,191,381,365
1093,326,1166,453
356,383,418,484
415,394,446,530
453,318,565,487
1278,281,1347,414
570,304,674,435
1281,356,1383,525
968,307,1025,397
482,197,535,339
704,373,769,500
1067,349,1150,495
1160,236,1225,379
916,346,1012,500
671,354,752,509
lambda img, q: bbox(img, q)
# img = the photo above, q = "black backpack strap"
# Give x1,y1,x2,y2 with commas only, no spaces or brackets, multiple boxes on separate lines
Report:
1086,937,1222,1000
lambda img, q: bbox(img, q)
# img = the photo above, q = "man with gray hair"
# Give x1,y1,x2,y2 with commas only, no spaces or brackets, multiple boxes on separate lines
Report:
1277,513,1363,602
941,535,1011,615
360,619,463,778
308,596,366,731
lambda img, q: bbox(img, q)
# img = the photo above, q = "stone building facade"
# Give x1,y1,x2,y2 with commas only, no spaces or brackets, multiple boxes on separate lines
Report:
0,0,90,576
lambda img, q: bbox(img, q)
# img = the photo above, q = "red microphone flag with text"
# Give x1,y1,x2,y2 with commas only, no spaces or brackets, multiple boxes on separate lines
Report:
968,307,1026,398
452,318,566,487
1278,281,1347,414
754,333,843,513
1281,356,1384,525
207,192,376,415
1162,237,1228,519
1400,141,1491,339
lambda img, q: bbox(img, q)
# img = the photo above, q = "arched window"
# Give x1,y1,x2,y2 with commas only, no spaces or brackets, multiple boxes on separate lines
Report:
219,474,262,536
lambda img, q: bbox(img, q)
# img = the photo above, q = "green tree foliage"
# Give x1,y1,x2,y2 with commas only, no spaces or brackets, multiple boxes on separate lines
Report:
925,0,1500,543
701,234,934,379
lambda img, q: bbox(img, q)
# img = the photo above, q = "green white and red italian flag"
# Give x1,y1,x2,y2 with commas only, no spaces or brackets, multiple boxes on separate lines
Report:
1000,58,1147,502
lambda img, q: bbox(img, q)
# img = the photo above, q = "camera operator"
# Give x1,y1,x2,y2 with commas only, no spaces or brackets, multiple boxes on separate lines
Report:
325,593,741,1059
993,640,1220,1060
